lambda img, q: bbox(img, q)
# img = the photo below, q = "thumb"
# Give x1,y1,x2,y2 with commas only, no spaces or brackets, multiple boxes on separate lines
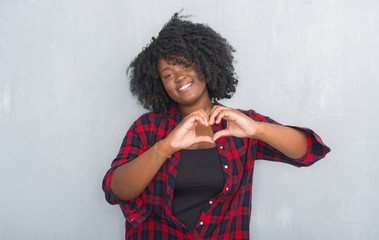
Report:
212,129,231,142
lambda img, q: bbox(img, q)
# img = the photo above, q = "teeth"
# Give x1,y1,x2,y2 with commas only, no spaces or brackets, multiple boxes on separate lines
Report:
179,83,191,91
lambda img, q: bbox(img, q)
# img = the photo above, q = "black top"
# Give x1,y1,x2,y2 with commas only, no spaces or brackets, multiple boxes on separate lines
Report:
171,147,225,230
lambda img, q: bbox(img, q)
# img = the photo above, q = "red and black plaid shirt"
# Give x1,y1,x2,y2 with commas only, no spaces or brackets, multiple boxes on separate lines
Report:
102,105,330,240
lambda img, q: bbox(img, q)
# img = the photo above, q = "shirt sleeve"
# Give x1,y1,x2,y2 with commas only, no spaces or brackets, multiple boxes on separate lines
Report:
248,110,331,167
102,120,152,226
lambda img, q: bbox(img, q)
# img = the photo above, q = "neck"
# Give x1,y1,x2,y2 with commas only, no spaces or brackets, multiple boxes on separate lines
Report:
177,98,214,117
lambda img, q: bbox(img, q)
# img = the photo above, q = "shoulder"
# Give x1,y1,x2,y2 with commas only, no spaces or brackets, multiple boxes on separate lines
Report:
132,112,166,128
216,103,260,119
236,108,255,116
137,112,165,122
126,112,167,136
126,112,168,146
235,107,277,123
234,107,258,118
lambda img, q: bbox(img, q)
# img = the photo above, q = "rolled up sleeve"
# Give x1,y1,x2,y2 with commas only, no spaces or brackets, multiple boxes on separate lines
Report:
248,110,331,167
102,121,152,226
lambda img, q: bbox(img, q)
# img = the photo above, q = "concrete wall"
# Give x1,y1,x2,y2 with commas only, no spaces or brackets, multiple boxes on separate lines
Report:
1,0,378,239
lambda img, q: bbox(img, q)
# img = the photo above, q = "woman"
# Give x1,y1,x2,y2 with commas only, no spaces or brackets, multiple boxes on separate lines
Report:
102,13,330,240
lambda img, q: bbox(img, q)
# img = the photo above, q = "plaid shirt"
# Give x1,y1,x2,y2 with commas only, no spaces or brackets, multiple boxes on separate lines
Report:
102,105,330,240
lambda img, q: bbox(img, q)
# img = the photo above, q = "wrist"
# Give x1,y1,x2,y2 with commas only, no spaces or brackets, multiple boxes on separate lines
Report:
250,121,263,139
156,138,177,157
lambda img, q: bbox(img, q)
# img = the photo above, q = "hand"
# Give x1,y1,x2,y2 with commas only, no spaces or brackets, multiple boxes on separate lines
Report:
164,109,214,153
209,106,259,141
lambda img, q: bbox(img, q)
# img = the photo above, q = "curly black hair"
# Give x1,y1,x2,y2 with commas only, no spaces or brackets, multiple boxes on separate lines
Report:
128,12,238,113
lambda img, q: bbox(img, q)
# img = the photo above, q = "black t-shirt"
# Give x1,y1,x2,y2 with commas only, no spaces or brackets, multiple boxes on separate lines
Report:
171,147,225,230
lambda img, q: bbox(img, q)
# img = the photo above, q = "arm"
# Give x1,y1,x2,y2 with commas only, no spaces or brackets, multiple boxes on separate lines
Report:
253,122,307,159
111,140,172,201
111,110,213,201
210,106,307,159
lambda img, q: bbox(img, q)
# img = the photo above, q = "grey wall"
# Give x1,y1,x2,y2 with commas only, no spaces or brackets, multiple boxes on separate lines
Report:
1,0,378,239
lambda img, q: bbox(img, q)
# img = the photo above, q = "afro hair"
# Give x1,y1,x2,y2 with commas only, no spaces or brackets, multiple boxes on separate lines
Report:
128,12,238,113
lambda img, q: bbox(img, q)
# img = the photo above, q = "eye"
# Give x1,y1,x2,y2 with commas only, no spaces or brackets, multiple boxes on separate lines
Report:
183,64,191,69
164,73,173,79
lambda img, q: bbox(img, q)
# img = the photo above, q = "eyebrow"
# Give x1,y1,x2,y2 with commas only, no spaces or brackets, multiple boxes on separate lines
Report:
160,67,170,75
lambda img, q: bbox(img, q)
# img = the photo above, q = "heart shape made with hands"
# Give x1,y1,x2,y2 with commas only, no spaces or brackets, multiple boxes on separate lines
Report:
174,107,257,145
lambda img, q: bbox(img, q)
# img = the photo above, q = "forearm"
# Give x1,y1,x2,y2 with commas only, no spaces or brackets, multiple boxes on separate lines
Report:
111,139,174,201
253,122,308,159
111,110,216,201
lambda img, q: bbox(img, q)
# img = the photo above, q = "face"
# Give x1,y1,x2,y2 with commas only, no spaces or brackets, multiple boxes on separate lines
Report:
157,57,210,108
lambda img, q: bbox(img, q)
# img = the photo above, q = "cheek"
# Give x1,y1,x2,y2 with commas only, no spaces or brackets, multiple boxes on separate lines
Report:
162,82,176,98
162,81,171,91
198,79,207,90
192,69,205,81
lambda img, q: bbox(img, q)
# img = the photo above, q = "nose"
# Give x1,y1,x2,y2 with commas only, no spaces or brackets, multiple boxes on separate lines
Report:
174,70,186,83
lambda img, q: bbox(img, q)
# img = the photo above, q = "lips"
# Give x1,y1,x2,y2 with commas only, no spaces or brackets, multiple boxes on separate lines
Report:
178,82,192,91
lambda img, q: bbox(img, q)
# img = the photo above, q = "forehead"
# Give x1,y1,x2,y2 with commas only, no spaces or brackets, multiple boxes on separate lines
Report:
157,58,171,68
156,58,171,75
157,57,189,74
157,56,190,67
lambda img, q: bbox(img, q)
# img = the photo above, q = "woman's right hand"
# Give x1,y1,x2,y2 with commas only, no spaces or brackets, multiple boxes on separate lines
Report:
161,109,214,154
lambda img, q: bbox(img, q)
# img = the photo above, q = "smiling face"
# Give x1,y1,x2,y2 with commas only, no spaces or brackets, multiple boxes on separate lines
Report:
157,57,212,114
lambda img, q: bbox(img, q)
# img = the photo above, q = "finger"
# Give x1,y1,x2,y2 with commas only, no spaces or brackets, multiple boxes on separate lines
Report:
212,129,232,142
209,105,220,124
196,109,210,126
194,114,209,127
187,115,211,129
209,106,225,125
209,105,220,116
191,115,205,128
199,108,209,118
180,114,199,130
215,109,230,125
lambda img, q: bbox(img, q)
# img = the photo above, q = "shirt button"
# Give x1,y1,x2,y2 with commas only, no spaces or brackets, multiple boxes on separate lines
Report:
224,165,228,169
200,221,204,225
226,187,229,191
219,145,224,150
209,200,213,204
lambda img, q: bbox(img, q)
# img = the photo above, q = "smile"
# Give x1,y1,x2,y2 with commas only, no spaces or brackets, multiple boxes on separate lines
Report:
179,82,192,91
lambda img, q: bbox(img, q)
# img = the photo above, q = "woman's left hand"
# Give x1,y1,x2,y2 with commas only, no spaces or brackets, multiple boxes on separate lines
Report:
209,105,259,141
